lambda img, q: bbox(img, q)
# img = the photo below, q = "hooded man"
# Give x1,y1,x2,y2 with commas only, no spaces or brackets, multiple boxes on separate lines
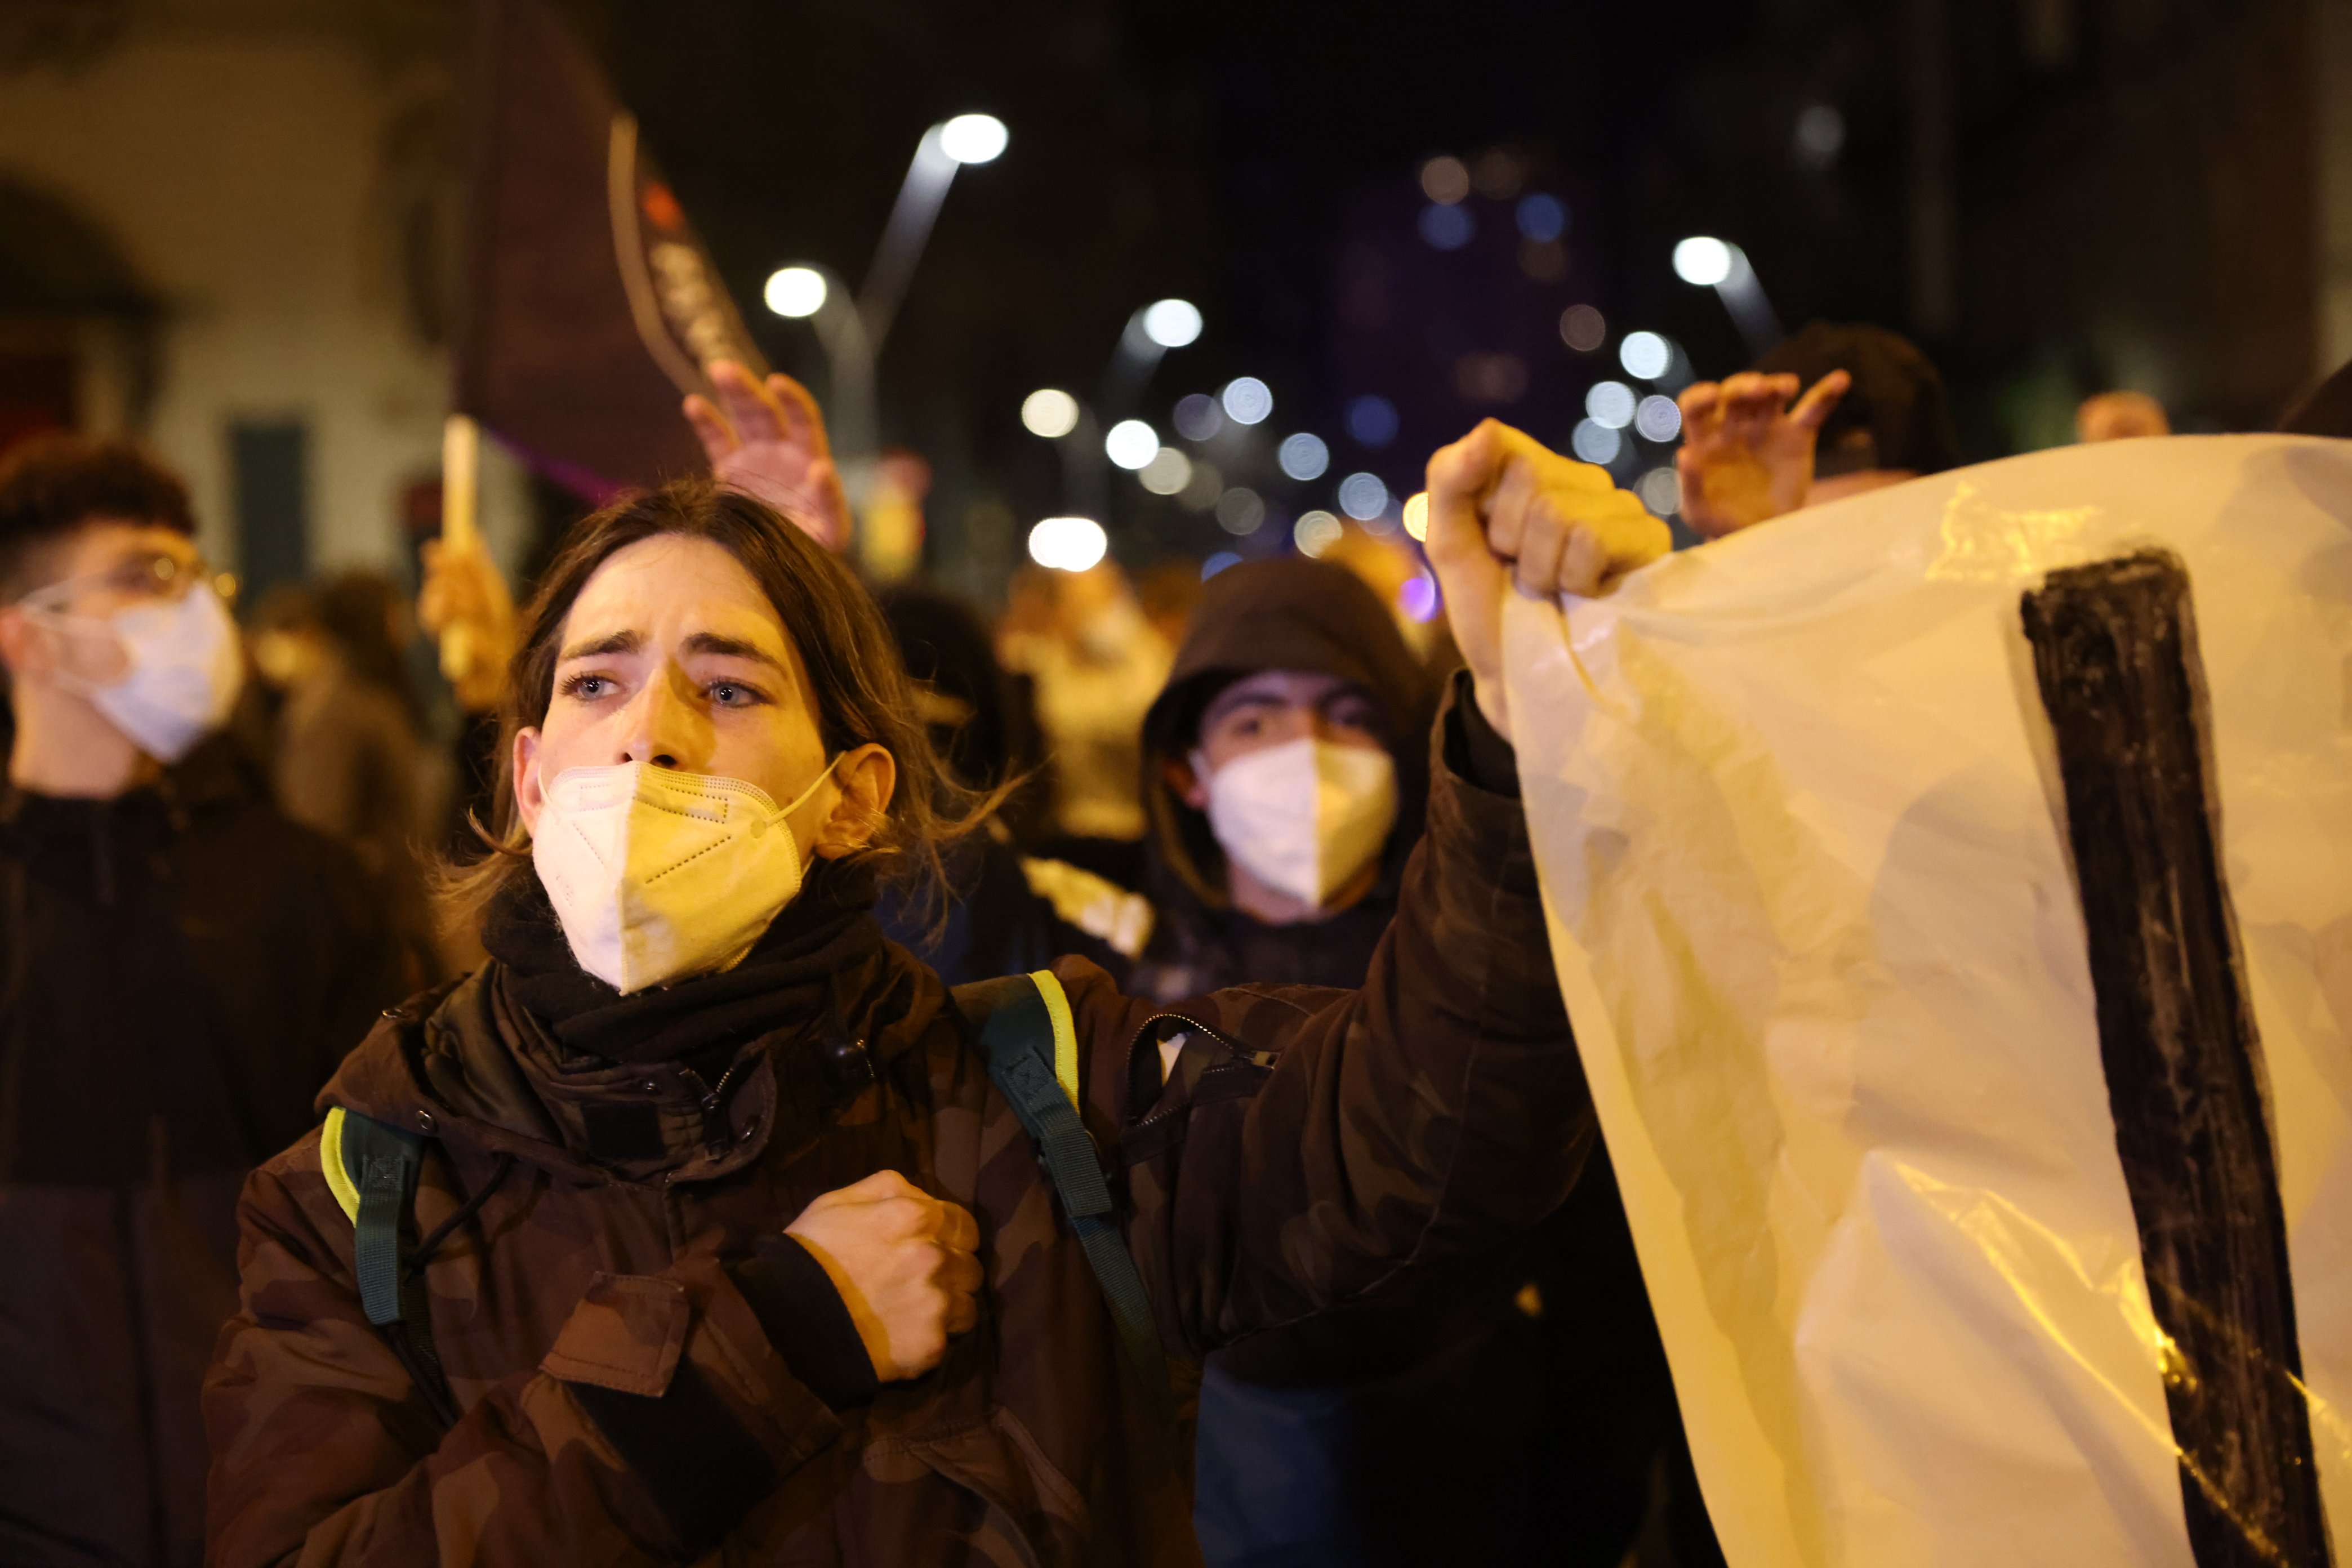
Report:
0,435,405,1568
1023,556,1708,1567
1022,555,1432,1002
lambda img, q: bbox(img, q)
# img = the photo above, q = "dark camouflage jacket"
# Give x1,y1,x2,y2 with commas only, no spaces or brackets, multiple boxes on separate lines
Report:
202,691,1585,1567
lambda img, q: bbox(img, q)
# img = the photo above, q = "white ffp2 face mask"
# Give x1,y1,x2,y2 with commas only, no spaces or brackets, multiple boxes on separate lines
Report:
529,759,839,994
33,585,244,763
1198,737,1398,912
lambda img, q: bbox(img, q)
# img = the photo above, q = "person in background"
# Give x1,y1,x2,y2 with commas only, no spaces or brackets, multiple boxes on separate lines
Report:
872,582,1061,983
0,435,404,1568
2075,389,2171,442
997,558,1173,840
1675,320,1961,538
1026,554,1715,1567
252,571,443,986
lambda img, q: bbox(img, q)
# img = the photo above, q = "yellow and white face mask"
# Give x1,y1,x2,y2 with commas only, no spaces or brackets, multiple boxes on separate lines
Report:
1196,737,1398,911
529,759,836,994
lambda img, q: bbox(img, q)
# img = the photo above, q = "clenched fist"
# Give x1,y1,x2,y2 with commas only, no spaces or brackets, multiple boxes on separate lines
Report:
785,1169,983,1382
1423,419,1669,742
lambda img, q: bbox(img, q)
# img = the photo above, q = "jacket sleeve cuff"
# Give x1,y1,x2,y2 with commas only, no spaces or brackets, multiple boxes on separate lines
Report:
730,1235,880,1412
1442,667,1520,798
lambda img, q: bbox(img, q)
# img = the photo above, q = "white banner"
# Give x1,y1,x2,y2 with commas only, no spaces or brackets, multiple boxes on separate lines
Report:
1504,435,2352,1568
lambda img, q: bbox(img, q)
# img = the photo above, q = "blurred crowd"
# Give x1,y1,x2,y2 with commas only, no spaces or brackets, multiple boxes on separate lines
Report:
1,317,2345,1568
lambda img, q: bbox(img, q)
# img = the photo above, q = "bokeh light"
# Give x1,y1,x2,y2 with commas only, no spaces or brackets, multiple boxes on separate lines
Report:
1571,420,1622,465
1021,387,1080,438
1398,569,1438,623
1279,433,1330,480
1173,393,1223,441
1638,467,1683,516
1178,458,1223,510
1516,193,1567,242
1294,510,1344,557
1401,491,1430,542
1105,418,1160,469
1619,331,1671,380
1337,472,1389,520
763,266,826,318
1139,446,1193,495
1346,395,1399,448
1215,488,1266,535
1419,155,1471,204
1027,516,1104,571
1221,377,1273,425
1635,395,1682,442
1142,299,1203,348
939,113,1009,164
1673,236,1734,287
1202,551,1241,580
1560,304,1606,353
1419,204,1475,251
1585,381,1637,430
1793,104,1845,170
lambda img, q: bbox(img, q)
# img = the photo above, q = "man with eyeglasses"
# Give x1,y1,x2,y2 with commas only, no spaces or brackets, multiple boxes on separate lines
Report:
0,434,405,1568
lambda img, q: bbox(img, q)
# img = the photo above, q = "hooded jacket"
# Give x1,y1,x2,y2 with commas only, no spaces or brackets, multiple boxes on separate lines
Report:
0,737,404,1568
201,682,1587,1567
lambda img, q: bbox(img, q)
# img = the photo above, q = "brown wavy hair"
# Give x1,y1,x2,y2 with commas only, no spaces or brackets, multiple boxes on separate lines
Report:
438,479,998,929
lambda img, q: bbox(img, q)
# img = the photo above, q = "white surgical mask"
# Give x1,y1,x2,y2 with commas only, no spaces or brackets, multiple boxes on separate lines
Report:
530,758,839,994
1197,737,1398,911
30,585,244,763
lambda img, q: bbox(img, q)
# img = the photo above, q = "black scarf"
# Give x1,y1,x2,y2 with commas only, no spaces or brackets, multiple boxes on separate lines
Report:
481,857,887,1068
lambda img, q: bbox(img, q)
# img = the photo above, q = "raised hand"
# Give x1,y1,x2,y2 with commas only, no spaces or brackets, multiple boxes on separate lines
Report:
784,1169,983,1382
416,536,517,715
684,360,855,553
1423,419,1669,743
1673,369,1851,538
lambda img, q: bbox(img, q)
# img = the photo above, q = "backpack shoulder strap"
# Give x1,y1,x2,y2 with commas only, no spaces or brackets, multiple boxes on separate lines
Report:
955,970,1171,1415
318,1106,459,1427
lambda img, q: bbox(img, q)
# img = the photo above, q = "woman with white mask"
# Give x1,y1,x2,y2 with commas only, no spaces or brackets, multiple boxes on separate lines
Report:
207,424,1673,1567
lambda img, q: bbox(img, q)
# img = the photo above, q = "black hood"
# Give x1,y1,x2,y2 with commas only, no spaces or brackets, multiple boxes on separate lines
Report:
1138,556,1432,908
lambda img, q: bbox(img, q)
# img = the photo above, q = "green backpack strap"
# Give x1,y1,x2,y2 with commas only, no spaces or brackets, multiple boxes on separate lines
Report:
321,1106,460,1427
956,970,1172,1418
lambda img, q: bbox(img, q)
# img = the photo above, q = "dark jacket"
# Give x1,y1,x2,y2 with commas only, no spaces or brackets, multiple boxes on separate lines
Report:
0,738,404,1568
1031,564,1704,1568
201,687,1587,1567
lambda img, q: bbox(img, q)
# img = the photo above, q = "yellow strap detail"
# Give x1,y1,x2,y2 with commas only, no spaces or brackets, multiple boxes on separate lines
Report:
320,1107,361,1225
1027,969,1081,1107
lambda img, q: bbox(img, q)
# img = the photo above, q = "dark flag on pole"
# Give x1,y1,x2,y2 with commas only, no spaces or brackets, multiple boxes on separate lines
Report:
455,0,767,500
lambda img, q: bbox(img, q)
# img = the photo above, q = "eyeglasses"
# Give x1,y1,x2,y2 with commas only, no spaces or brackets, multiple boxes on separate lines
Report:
17,550,230,613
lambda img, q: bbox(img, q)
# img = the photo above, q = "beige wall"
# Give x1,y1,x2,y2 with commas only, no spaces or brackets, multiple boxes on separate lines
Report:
0,22,532,579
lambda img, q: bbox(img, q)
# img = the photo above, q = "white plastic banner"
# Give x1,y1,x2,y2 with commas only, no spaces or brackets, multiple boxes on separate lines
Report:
1504,436,2352,1568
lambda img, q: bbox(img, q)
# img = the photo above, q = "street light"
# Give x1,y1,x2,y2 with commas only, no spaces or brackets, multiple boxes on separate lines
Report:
1104,297,1205,413
859,113,1010,351
762,266,827,319
1673,235,1782,355
760,258,877,500
1141,299,1203,349
938,113,1008,165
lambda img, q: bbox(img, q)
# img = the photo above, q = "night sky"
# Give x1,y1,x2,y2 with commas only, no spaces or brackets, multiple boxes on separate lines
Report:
579,0,2317,578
